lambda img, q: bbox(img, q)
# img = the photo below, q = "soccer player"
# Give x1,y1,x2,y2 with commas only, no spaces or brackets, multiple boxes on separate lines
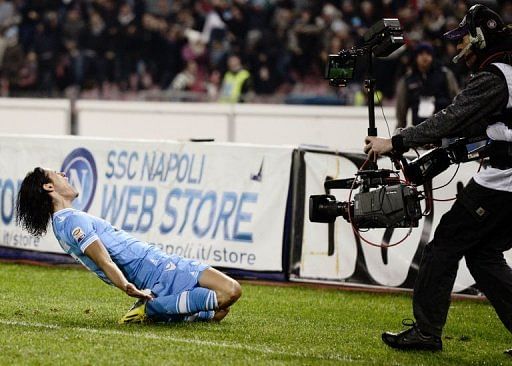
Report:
16,168,242,324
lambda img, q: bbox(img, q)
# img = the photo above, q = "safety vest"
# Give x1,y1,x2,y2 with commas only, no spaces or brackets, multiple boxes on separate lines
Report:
219,69,250,103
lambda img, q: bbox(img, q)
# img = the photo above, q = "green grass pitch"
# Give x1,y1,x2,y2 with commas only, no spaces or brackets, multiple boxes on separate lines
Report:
0,263,510,365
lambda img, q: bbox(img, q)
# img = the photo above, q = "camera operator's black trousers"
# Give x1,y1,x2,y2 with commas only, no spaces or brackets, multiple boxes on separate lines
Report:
413,179,512,337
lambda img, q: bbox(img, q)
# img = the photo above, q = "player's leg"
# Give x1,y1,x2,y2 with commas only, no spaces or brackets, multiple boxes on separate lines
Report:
121,263,217,323
197,267,242,310
145,286,218,321
152,268,240,322
120,258,240,323
144,261,240,321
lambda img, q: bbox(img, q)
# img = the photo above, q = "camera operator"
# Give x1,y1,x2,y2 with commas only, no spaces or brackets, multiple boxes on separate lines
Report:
364,5,512,354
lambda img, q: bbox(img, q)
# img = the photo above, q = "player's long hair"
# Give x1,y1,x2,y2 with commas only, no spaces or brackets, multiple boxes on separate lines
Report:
16,167,54,237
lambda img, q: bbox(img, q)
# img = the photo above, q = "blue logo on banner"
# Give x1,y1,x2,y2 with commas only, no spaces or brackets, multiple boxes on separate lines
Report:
61,148,97,212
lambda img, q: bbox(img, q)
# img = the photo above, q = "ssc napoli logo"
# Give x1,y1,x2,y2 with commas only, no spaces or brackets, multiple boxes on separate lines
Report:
61,148,97,212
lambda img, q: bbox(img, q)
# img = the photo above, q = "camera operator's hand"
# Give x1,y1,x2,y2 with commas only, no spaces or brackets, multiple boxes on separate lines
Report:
364,136,393,161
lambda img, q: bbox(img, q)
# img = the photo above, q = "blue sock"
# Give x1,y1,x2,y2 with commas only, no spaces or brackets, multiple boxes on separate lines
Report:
146,288,217,318
197,310,215,321
183,311,215,322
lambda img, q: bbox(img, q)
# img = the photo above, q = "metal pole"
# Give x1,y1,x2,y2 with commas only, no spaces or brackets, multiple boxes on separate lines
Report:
366,52,377,137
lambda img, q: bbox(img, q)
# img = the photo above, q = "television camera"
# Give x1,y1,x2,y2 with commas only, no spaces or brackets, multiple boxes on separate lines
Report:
310,19,493,229
309,137,490,228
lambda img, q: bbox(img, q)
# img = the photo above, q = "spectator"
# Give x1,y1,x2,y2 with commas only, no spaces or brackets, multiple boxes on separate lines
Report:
1,26,24,94
0,0,508,104
218,54,252,103
81,11,108,88
17,51,38,92
252,55,279,95
0,0,15,29
0,25,8,68
201,0,226,45
33,12,59,95
206,68,221,101
61,7,85,43
395,42,459,130
116,3,143,87
170,60,199,92
290,7,322,78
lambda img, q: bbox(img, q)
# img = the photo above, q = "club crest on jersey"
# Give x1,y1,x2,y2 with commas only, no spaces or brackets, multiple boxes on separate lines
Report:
72,227,86,243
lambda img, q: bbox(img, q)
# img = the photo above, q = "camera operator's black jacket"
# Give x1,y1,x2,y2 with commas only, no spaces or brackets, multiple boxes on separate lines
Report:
397,44,512,147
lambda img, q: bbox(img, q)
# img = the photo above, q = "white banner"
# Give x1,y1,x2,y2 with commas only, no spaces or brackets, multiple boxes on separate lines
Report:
300,150,512,292
0,135,293,272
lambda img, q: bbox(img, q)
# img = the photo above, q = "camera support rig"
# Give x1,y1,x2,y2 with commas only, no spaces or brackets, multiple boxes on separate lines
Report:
310,19,428,230
327,18,404,137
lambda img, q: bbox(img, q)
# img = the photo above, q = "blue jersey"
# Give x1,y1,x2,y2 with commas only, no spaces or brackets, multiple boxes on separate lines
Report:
52,208,169,289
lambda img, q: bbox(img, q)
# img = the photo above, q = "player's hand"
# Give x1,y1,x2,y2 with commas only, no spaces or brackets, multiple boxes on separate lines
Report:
364,136,393,161
125,283,154,300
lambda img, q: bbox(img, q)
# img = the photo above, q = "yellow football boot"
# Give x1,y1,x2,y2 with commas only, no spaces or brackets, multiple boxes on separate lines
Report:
118,300,147,324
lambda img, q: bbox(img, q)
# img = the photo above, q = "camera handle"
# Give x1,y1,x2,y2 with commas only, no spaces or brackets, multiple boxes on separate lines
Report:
366,52,377,137
365,52,379,170
366,78,377,136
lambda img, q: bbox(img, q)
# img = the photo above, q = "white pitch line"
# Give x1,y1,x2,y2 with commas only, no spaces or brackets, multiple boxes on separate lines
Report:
0,319,363,363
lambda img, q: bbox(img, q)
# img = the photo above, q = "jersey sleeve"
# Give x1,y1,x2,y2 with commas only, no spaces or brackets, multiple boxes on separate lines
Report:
64,214,99,253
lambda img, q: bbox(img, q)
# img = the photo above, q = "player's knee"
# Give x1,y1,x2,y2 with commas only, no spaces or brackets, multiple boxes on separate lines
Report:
225,279,242,304
230,280,242,302
217,280,242,308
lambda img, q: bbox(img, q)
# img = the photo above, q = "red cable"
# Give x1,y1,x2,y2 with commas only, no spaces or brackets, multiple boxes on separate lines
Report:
432,197,457,202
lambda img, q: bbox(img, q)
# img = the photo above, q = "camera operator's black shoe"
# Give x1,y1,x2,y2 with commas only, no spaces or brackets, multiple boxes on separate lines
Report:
382,319,442,351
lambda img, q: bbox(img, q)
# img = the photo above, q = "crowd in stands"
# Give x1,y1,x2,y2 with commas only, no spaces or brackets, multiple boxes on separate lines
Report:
0,0,511,104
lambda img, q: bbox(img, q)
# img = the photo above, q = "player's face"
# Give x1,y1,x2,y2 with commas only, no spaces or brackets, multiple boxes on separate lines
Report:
44,170,79,200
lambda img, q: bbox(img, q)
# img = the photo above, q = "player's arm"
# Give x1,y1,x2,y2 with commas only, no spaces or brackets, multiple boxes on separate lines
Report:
84,240,152,300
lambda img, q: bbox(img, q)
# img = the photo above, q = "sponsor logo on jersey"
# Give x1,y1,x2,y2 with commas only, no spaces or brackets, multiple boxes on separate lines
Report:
72,227,86,243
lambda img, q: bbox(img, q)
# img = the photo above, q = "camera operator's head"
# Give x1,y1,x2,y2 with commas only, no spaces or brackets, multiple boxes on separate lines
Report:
444,4,511,70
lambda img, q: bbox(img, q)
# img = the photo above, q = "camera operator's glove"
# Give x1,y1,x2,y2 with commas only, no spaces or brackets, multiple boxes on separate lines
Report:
391,134,409,154
486,122,512,142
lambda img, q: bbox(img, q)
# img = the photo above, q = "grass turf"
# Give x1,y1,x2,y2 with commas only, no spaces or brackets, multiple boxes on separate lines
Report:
0,263,510,365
